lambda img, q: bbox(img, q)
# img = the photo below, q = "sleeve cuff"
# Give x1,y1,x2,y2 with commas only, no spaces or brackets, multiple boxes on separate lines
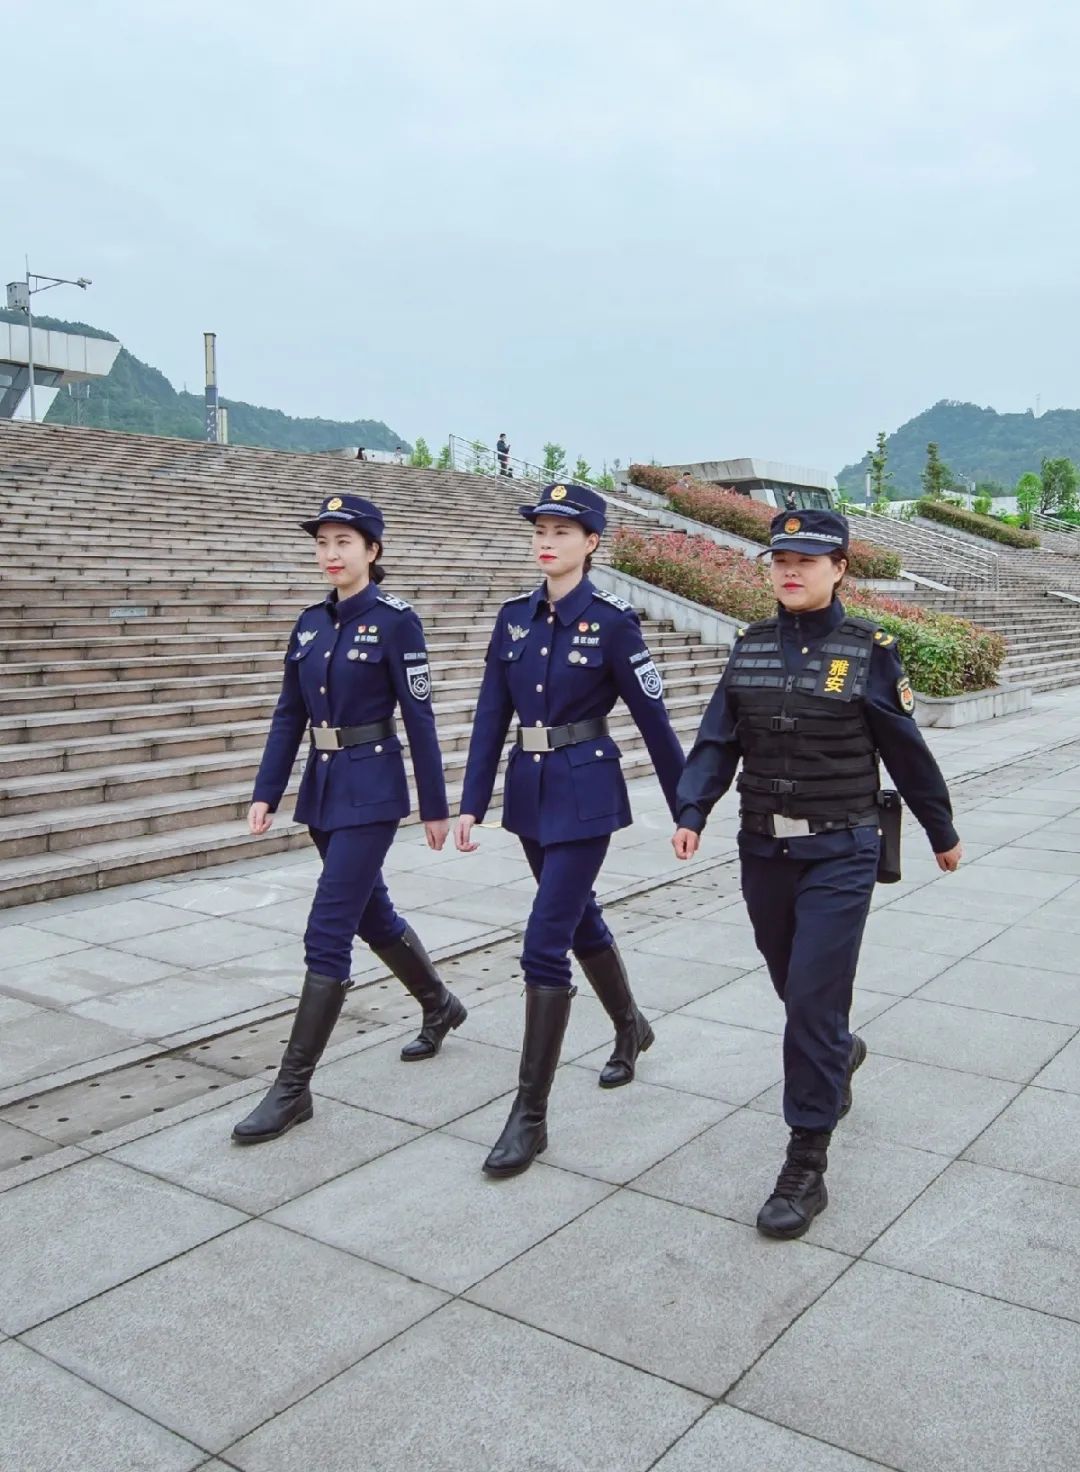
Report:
676,806,706,834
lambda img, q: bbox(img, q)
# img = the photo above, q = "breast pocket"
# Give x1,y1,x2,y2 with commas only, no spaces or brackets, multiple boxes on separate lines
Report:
346,733,408,810
565,647,606,673
564,735,624,821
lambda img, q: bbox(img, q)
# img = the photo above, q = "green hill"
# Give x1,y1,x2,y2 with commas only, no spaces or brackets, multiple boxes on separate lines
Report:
0,311,409,454
838,400,1080,496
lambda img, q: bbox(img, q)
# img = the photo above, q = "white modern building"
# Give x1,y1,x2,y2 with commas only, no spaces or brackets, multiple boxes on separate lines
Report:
0,320,120,421
664,457,836,511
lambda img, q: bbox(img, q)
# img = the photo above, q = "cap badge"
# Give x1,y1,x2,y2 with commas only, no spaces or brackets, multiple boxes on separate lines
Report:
327,497,343,511
784,517,801,534
550,486,567,501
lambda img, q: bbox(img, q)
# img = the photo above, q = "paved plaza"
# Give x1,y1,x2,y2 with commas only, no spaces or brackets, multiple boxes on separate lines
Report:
3,688,1080,1470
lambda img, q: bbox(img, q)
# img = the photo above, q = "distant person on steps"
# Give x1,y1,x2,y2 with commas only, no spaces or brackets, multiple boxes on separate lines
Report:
233,493,467,1145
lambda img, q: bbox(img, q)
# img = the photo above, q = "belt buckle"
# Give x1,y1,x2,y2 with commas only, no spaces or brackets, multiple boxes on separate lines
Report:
772,814,811,838
519,726,550,754
311,727,342,752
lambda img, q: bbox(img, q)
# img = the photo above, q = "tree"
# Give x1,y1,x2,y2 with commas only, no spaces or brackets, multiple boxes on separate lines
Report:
921,442,953,499
1040,456,1080,515
594,462,616,492
541,443,568,480
573,454,592,484
434,442,452,472
868,431,892,504
1014,472,1042,525
409,436,433,468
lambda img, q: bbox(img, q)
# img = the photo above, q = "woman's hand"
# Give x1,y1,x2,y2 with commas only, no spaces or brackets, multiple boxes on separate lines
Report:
455,814,479,852
424,819,450,851
248,802,273,836
672,827,700,860
935,842,963,872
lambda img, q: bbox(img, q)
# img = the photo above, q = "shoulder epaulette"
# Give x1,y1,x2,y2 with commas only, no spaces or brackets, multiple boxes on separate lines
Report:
377,592,412,612
501,590,533,607
593,589,633,612
872,627,896,648
741,616,779,636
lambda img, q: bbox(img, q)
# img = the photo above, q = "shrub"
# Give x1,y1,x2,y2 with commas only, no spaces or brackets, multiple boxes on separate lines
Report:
612,529,1006,697
628,465,902,578
917,498,1040,548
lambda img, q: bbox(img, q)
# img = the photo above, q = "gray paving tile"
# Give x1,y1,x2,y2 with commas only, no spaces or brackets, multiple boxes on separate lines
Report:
110,1096,419,1214
225,1299,706,1472
678,975,895,1036
576,1012,783,1105
870,1159,1080,1320
0,924,88,969
0,1008,135,1092
730,1260,1080,1472
152,876,317,915
1032,1032,1080,1094
0,994,38,1025
983,843,1080,875
0,1156,243,1333
970,925,1080,976
862,909,1003,957
469,1190,847,1397
652,1405,882,1471
917,957,1080,1026
0,1118,57,1170
32,897,201,944
884,880,1050,923
69,972,289,1038
1021,889,1080,935
268,1131,611,1293
964,1086,1080,1185
859,997,1074,1083
623,957,758,1011
1012,827,1080,854
455,989,631,1059
634,917,764,970
0,1340,204,1472
0,1143,92,1194
750,1054,1019,1157
445,1065,732,1184
25,1220,444,1454
313,1034,515,1127
635,1106,949,1256
110,916,292,967
846,942,955,995
1,943,183,1007
420,885,533,928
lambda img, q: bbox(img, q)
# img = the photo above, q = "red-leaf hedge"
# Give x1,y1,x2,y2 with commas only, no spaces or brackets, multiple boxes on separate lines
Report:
917,498,1040,548
612,528,1006,697
627,464,903,579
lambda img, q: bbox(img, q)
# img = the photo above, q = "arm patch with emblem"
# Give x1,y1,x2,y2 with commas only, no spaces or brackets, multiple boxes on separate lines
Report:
896,676,915,714
634,659,664,699
407,663,431,701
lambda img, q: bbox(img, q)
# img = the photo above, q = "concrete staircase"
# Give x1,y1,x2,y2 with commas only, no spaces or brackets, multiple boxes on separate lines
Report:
0,422,727,908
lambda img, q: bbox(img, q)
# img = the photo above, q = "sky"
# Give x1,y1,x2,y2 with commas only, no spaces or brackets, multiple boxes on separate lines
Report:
4,0,1078,475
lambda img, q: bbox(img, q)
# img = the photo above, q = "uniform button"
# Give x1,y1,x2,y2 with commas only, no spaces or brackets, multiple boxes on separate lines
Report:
536,684,543,692
374,744,383,753
324,651,331,659
319,686,326,694
547,616,554,625
595,749,603,756
802,646,809,654
320,753,329,763
360,652,368,660
333,623,340,631
535,720,543,727
540,647,548,656
533,753,541,763
320,720,328,727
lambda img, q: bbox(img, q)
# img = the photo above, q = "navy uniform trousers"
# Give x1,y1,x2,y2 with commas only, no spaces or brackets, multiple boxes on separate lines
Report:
305,823,406,982
739,827,880,1132
519,835,615,988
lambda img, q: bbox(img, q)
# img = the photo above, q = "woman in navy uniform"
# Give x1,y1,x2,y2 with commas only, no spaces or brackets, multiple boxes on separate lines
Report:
233,492,466,1144
674,509,963,1238
455,482,684,1176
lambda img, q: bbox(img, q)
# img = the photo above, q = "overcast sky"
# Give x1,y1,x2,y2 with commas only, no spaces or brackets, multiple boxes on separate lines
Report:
5,0,1077,474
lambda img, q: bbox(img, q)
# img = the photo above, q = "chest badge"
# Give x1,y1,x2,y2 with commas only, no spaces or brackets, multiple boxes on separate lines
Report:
347,649,360,660
578,621,589,633
508,623,528,642
815,655,857,700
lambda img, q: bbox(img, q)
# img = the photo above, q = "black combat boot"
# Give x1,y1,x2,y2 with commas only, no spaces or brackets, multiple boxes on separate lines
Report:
756,1128,831,1240
577,943,654,1088
839,1034,867,1119
232,971,348,1144
374,923,467,1061
483,985,575,1178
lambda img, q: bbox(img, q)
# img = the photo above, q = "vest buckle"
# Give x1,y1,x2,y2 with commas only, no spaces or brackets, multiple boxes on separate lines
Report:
770,715,798,732
770,779,798,795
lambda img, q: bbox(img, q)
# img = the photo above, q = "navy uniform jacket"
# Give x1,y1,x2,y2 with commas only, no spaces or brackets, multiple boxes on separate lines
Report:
252,582,449,829
460,577,685,845
676,599,959,858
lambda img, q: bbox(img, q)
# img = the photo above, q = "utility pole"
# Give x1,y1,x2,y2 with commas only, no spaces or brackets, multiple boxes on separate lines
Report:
5,259,92,421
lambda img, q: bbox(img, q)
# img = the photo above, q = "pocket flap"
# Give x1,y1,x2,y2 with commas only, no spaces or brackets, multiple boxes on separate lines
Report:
564,736,621,768
346,733,402,761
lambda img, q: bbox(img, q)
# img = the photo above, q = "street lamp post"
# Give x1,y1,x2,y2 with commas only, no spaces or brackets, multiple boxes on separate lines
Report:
5,257,92,422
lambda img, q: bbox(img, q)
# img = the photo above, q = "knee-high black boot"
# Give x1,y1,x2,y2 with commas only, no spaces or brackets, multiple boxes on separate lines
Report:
232,971,348,1144
373,923,468,1061
577,944,653,1088
483,985,575,1178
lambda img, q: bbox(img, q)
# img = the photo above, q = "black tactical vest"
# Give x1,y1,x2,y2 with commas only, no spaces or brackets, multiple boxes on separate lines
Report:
726,615,881,820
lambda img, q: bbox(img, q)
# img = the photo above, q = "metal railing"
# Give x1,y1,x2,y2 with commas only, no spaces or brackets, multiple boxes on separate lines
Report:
447,434,548,484
1032,510,1080,536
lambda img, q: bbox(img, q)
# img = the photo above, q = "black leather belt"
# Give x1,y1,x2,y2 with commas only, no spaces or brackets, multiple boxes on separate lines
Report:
515,717,609,754
309,718,396,752
740,810,880,838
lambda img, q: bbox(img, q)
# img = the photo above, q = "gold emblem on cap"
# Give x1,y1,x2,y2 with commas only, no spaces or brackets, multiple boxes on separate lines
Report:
326,497,343,511
784,517,800,534
550,486,567,501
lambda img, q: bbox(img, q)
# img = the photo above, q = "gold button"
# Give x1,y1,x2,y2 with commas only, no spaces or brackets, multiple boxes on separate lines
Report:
533,753,541,763
320,753,329,763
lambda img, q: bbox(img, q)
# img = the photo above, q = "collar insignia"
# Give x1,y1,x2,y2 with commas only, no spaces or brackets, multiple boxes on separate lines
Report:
297,629,317,646
508,623,528,641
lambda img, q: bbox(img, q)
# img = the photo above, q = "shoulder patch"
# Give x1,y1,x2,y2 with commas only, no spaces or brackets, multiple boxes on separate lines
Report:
593,589,632,612
873,628,896,647
897,675,915,714
377,592,412,612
